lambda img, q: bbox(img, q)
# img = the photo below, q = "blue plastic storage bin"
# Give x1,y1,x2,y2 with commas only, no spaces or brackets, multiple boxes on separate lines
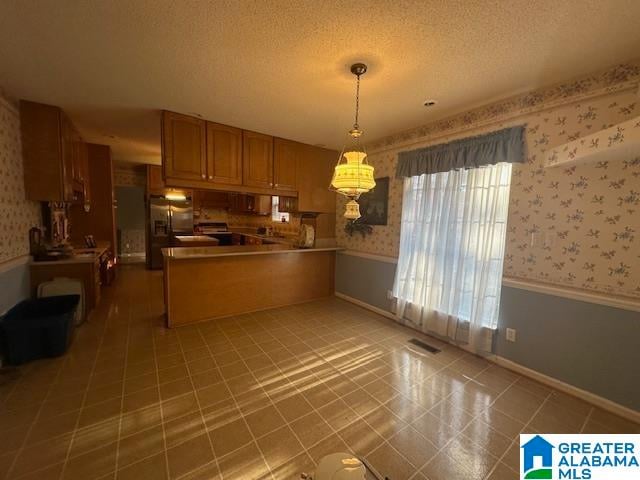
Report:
0,295,80,365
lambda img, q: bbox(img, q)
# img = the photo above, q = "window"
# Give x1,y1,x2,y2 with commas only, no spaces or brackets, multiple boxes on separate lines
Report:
271,196,290,223
392,163,512,351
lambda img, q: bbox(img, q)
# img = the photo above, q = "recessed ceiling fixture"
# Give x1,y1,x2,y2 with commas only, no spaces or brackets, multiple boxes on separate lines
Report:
423,99,437,107
330,63,376,220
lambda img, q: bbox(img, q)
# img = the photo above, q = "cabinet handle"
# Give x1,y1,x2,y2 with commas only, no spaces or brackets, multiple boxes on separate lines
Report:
275,183,278,187
208,175,212,180
201,174,205,179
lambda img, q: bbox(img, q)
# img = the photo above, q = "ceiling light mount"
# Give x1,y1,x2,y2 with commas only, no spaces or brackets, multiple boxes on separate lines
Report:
350,63,367,76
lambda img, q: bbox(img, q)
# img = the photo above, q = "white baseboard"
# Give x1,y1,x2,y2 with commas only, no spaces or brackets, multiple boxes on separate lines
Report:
488,356,640,424
334,291,640,424
334,292,396,321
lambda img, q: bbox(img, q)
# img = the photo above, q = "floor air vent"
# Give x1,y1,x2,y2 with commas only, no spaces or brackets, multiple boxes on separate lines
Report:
408,338,441,354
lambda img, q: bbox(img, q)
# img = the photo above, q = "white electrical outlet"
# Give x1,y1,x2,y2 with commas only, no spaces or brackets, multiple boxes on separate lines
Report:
387,289,394,300
506,328,517,342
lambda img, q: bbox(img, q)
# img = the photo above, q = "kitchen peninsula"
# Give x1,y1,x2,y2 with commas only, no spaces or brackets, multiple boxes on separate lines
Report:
162,245,340,326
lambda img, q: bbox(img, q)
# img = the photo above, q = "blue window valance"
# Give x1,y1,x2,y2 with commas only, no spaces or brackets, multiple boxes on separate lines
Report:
396,125,526,178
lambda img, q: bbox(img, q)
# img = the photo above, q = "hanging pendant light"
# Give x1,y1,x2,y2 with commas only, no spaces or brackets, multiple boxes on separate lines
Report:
330,63,375,219
343,199,362,220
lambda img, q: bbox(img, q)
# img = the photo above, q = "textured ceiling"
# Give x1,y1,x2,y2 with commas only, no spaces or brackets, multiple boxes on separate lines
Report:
1,0,640,165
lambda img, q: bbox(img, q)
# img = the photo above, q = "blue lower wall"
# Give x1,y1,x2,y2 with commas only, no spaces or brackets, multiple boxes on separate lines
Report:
335,253,396,312
0,258,31,315
335,252,640,411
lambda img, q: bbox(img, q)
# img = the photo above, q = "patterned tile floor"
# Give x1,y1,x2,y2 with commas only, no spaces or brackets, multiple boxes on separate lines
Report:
0,265,638,480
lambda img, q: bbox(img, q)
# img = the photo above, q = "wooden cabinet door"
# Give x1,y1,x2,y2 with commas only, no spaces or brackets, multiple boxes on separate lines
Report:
147,165,165,194
206,122,242,185
273,138,298,192
162,111,206,182
277,196,297,212
79,142,91,202
72,130,84,183
60,115,76,201
194,190,229,209
296,145,337,213
242,131,273,188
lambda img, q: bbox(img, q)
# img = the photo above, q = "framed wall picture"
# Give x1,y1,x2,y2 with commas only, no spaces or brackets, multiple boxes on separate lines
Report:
358,176,389,225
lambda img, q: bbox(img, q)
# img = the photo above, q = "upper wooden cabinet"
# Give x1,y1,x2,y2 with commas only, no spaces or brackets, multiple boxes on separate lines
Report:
242,131,273,189
78,141,91,203
296,144,337,213
159,111,337,211
193,190,230,209
162,111,206,182
147,165,165,195
228,193,271,215
273,138,298,192
68,144,116,252
207,122,242,185
21,100,89,202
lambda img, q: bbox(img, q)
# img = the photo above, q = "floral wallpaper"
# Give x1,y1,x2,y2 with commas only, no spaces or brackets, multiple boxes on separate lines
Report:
337,61,640,299
545,114,640,168
114,165,146,187
0,94,41,263
120,229,145,255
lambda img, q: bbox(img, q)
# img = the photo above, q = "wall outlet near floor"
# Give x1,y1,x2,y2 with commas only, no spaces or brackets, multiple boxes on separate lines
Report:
387,289,394,300
506,328,517,342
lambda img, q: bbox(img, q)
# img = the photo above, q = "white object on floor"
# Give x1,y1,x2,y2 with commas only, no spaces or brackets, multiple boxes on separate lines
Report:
37,277,85,325
302,453,366,480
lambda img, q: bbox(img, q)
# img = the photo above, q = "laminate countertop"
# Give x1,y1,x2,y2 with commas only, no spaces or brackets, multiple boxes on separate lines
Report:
161,245,342,260
30,243,110,266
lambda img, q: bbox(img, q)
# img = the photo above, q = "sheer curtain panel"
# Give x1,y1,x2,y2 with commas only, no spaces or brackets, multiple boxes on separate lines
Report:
392,162,513,353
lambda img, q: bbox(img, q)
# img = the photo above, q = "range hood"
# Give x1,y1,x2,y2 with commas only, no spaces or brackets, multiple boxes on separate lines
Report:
545,115,640,168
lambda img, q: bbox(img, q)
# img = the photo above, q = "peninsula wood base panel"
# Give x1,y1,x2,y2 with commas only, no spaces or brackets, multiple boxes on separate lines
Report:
164,251,335,327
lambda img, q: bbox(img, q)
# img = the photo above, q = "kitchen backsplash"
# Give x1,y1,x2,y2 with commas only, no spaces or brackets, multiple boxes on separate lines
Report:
336,61,640,299
196,207,301,236
0,92,41,263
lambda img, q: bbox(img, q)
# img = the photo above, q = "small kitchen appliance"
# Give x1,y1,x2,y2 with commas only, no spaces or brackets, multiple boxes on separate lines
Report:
297,224,315,248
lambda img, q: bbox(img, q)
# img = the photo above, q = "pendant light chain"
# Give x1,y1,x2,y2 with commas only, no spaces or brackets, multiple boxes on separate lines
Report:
353,73,361,131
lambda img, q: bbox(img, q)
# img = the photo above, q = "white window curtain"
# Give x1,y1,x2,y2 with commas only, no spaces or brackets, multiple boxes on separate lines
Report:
392,162,512,354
